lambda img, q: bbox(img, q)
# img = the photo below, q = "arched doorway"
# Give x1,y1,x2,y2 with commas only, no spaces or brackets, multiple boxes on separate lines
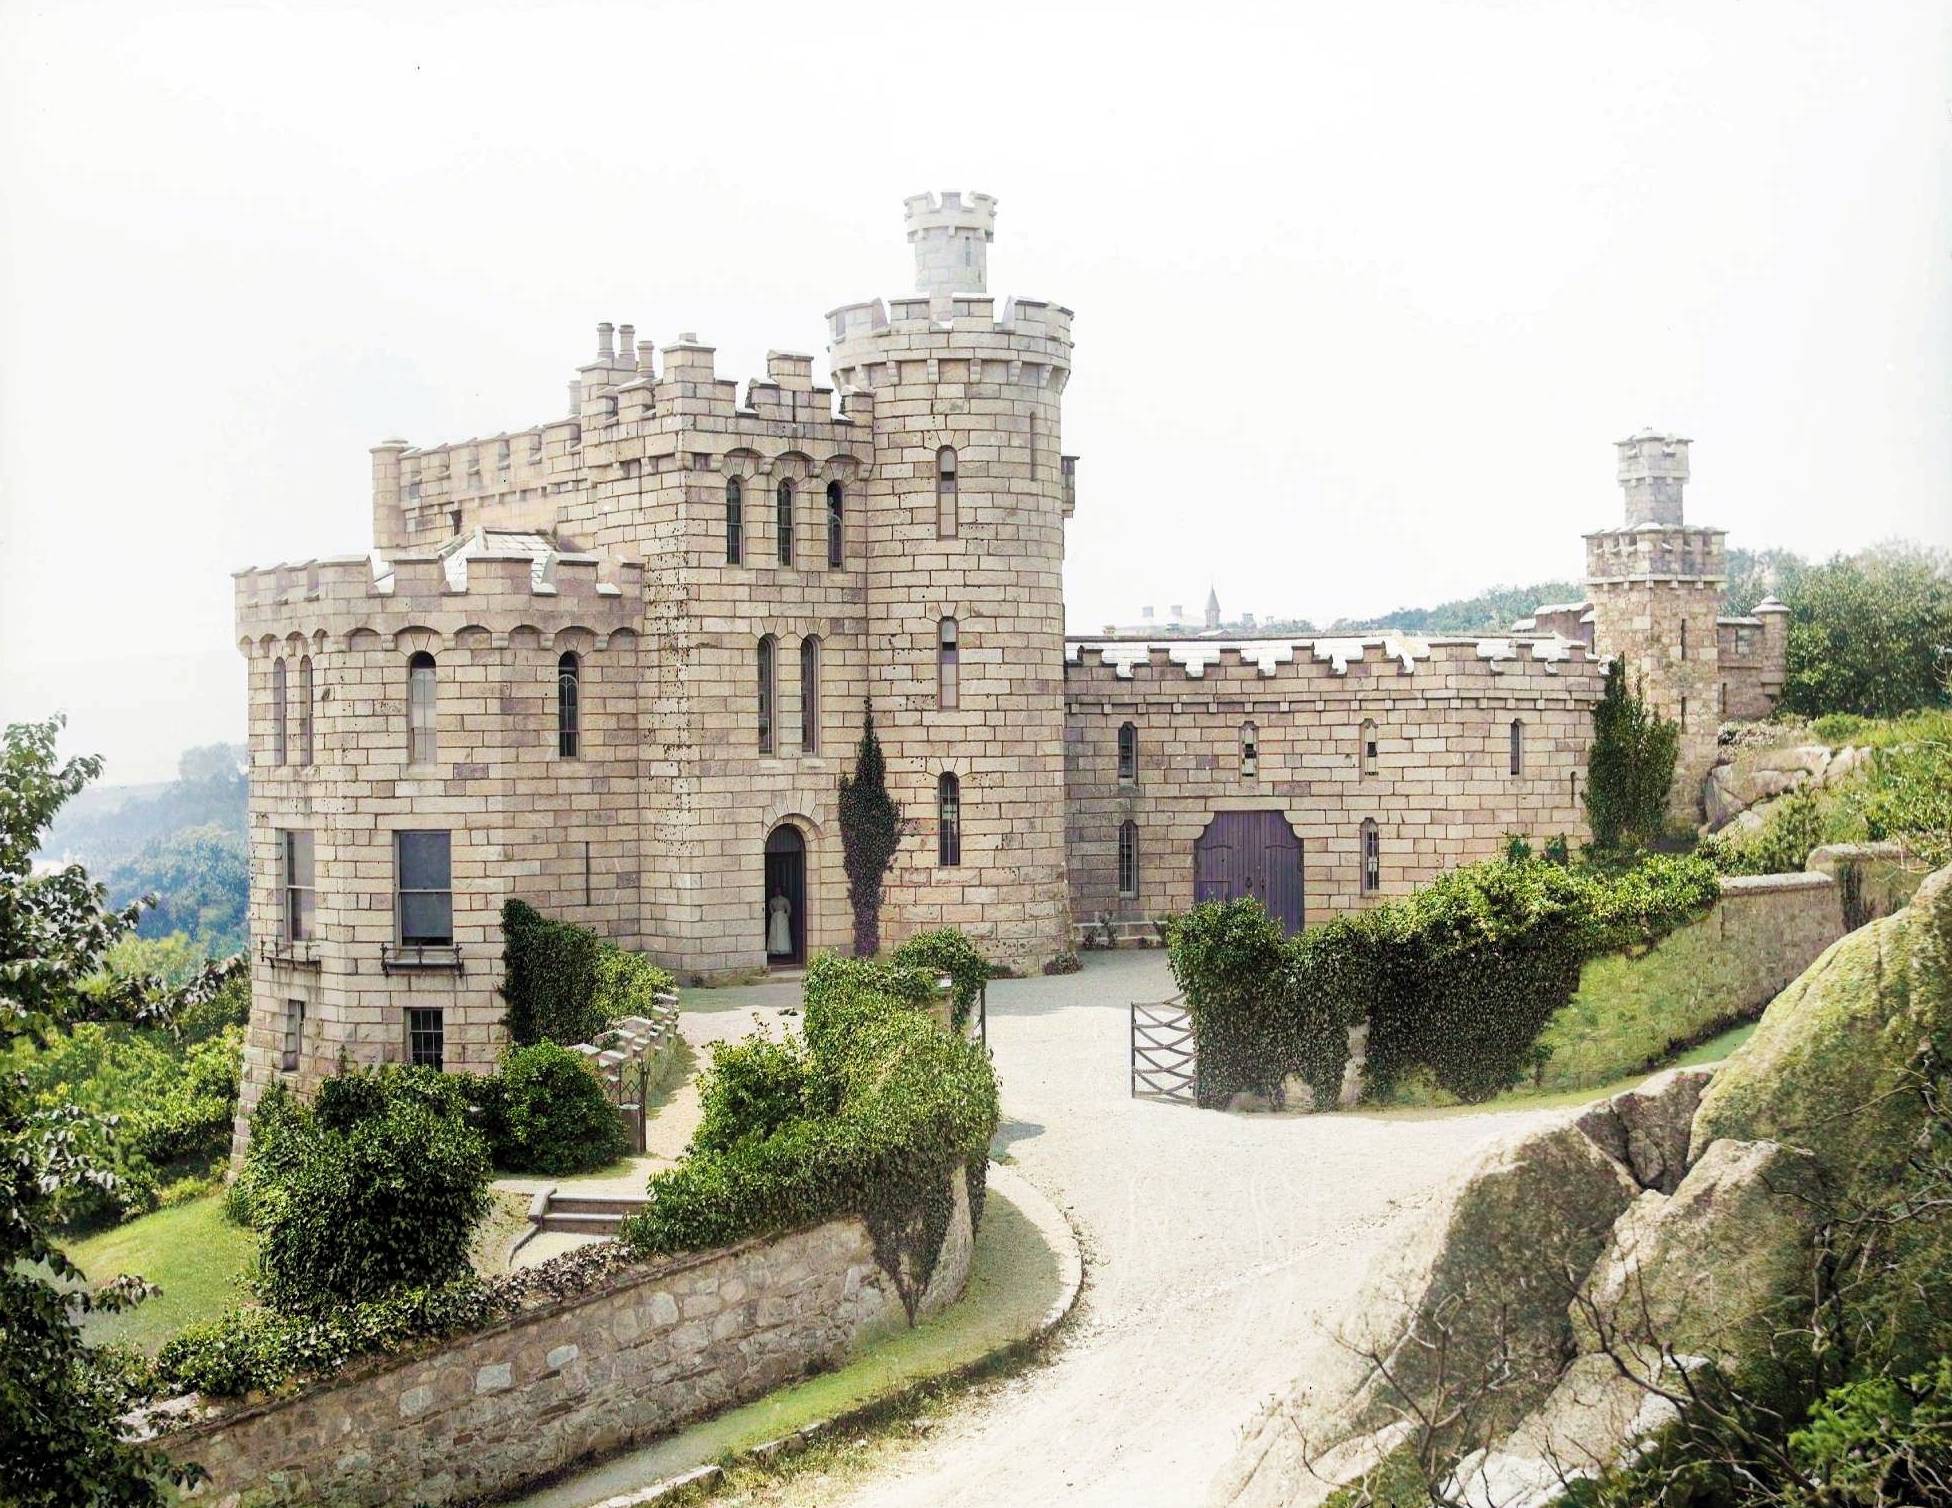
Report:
1193,810,1304,935
763,823,807,967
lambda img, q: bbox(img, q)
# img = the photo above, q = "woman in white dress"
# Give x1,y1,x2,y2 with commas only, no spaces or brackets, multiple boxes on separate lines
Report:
767,890,792,957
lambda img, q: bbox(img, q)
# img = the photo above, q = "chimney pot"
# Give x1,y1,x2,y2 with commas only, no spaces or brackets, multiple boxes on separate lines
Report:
597,322,615,361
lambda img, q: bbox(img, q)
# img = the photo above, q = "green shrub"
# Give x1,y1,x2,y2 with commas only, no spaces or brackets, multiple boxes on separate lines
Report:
1167,855,1720,1107
487,1042,627,1176
240,1064,491,1311
692,1036,817,1153
1698,787,1830,876
592,943,675,1022
623,971,997,1321
502,900,675,1046
1586,659,1681,851
891,929,993,1030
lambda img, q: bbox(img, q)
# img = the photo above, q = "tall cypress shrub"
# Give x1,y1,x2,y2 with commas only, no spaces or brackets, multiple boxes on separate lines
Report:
1585,659,1679,850
838,704,904,957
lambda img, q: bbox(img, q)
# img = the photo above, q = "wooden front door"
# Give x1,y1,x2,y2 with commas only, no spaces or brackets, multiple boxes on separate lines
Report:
1193,810,1304,935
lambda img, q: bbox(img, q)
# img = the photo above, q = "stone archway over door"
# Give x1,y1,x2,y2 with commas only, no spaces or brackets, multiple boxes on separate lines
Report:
763,824,807,967
1194,811,1304,935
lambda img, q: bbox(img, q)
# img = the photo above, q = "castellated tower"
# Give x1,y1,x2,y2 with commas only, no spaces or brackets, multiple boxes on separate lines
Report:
827,192,1076,970
1584,431,1726,823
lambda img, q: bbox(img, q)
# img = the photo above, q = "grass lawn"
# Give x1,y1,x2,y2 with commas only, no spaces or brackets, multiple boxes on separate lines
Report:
62,1192,255,1353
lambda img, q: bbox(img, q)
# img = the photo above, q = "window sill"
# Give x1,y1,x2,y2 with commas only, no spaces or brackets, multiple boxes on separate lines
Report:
381,943,464,973
259,940,321,969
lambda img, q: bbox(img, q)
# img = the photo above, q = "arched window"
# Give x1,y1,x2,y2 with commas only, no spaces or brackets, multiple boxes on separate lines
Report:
1508,718,1524,777
1117,722,1137,781
936,447,958,537
271,657,288,765
937,617,959,709
1360,719,1379,777
799,636,821,753
557,651,580,757
408,652,438,763
1118,820,1139,898
725,477,744,565
1360,818,1380,896
938,772,961,866
1240,721,1259,777
776,480,795,565
757,635,777,754
826,481,844,568
298,656,314,766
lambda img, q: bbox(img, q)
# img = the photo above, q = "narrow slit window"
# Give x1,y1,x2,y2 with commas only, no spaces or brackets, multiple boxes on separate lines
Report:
1361,719,1378,777
271,657,288,765
938,772,961,866
757,634,777,753
1360,819,1380,896
557,651,580,757
297,656,314,767
1118,820,1139,898
407,1007,445,1071
776,480,795,565
826,481,844,568
282,829,315,942
937,617,959,709
395,830,453,947
1240,721,1259,777
1508,719,1524,777
282,999,305,1073
1679,618,1688,659
936,447,958,537
800,635,821,753
1117,722,1137,782
1679,695,1688,733
407,651,438,763
725,477,744,565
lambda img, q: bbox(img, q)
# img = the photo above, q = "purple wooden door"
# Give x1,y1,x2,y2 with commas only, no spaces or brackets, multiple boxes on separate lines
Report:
1194,811,1304,935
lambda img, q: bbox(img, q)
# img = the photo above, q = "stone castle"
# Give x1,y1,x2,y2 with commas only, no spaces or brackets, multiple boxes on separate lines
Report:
233,192,1786,1121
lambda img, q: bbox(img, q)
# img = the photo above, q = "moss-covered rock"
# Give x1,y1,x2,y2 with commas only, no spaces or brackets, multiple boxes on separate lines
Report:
1689,864,1952,1199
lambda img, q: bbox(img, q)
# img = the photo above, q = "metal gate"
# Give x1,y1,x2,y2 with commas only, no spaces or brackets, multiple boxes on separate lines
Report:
1193,810,1304,935
1131,996,1196,1103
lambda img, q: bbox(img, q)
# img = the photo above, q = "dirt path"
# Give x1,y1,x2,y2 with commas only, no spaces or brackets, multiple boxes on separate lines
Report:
801,950,1563,1508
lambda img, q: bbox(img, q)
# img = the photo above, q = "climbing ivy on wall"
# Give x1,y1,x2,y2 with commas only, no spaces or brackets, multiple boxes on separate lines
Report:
1586,659,1681,851
838,705,904,958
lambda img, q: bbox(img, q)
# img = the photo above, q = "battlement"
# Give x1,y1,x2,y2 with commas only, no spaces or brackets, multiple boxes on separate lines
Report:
234,537,643,649
1063,634,1597,692
1584,523,1727,584
905,190,998,295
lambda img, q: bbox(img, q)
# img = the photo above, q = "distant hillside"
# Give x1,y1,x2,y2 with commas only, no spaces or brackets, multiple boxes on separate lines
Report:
40,742,249,960
1329,581,1584,635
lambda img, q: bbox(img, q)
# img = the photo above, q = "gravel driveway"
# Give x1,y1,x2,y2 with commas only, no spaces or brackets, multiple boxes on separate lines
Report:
813,949,1565,1508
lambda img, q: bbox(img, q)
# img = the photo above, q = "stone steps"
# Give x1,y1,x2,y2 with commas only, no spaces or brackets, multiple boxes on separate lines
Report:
527,1187,650,1237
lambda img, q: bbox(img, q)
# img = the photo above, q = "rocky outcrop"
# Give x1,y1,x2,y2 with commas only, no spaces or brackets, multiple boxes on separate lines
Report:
1700,741,1868,834
1218,865,1952,1508
1219,1123,1639,1508
1574,1066,1713,1194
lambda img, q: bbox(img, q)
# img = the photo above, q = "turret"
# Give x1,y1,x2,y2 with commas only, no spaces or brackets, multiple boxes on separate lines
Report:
904,190,998,297
1617,430,1690,527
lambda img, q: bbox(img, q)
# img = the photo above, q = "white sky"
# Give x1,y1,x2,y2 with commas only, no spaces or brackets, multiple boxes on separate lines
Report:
3,0,1948,783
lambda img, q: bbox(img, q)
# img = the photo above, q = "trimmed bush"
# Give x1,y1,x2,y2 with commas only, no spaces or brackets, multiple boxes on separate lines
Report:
502,900,675,1046
622,966,997,1322
592,943,674,1022
892,928,993,1030
239,1064,492,1311
692,1036,818,1153
1168,854,1720,1107
486,1042,628,1176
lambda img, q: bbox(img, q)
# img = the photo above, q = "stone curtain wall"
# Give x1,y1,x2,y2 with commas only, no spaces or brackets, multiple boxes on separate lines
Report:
1063,637,1603,927
156,1171,975,1508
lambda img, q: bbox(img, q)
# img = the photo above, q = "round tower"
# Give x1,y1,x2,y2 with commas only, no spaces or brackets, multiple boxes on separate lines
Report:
826,191,1074,970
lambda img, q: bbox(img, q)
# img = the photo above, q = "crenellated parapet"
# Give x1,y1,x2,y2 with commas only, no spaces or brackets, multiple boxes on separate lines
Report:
825,292,1073,396
1064,634,1600,697
233,539,644,657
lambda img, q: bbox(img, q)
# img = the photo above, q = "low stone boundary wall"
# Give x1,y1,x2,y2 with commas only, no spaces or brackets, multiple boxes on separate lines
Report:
149,1169,975,1507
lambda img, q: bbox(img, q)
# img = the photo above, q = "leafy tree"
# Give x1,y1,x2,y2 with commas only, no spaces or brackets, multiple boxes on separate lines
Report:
1721,545,1808,616
1332,580,1584,635
838,705,904,957
1779,543,1952,718
104,824,248,959
1585,660,1680,851
1,714,234,1505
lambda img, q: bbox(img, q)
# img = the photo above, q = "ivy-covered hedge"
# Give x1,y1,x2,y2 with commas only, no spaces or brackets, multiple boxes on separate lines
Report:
891,928,993,1031
1168,854,1721,1107
620,956,998,1321
468,1041,629,1176
502,900,674,1046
